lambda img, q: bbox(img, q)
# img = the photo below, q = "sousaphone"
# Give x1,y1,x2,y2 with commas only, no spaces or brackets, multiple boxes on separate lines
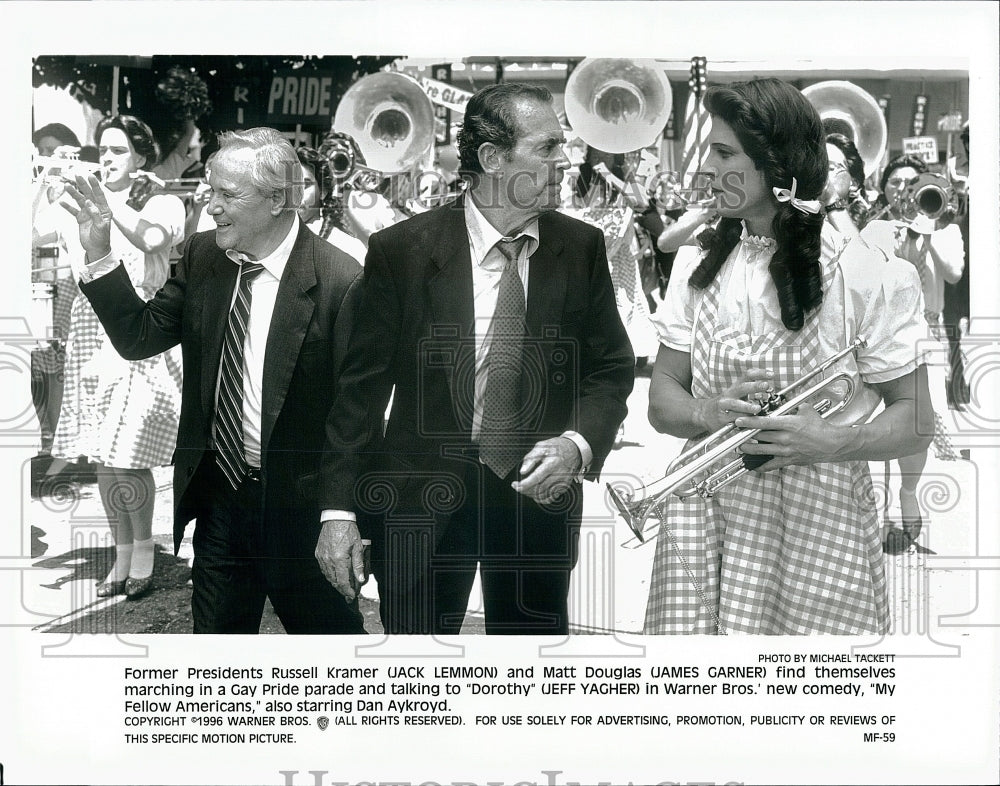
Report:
803,80,888,177
564,58,673,154
333,71,435,174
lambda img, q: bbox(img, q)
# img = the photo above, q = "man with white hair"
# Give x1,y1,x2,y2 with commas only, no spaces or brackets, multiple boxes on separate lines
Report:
64,127,366,634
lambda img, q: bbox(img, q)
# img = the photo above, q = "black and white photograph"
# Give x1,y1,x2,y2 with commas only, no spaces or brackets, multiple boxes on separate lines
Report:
4,2,999,785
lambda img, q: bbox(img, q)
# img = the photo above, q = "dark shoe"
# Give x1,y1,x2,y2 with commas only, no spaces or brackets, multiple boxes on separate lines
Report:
883,516,923,555
96,579,127,597
124,575,153,599
882,524,910,555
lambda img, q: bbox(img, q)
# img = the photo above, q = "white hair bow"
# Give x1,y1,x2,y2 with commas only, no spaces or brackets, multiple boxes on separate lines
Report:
772,177,822,215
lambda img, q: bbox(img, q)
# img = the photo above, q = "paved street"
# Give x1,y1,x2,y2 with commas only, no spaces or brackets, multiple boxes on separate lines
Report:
22,367,979,640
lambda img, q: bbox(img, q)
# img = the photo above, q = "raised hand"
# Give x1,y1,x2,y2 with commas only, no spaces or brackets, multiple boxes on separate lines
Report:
61,174,114,260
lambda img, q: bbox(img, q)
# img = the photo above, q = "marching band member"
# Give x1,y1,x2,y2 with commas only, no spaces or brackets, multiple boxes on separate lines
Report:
644,79,932,634
53,115,185,599
296,143,367,265
861,154,966,548
821,132,871,240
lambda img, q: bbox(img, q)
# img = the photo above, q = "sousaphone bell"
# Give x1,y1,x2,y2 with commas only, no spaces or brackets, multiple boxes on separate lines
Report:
564,58,673,154
803,80,888,177
333,71,436,175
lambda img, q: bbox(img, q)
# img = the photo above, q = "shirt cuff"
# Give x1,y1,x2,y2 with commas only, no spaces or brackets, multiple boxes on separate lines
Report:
321,509,357,524
560,430,592,481
79,251,120,283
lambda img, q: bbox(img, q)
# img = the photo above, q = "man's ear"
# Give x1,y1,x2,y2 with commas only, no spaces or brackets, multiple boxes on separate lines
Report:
268,189,286,216
477,142,503,175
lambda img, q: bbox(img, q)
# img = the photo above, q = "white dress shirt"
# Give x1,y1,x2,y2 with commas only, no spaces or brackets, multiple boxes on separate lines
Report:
219,216,300,468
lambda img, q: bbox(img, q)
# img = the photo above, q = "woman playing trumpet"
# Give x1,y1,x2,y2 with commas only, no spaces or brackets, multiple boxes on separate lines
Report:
860,155,966,549
644,79,933,634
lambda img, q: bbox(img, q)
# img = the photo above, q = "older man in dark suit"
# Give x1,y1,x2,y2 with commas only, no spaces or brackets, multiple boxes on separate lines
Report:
63,128,365,634
317,83,635,635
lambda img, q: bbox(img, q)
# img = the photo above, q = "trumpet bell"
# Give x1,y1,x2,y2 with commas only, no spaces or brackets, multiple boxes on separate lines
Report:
903,172,956,222
333,72,435,174
565,58,673,154
803,80,887,178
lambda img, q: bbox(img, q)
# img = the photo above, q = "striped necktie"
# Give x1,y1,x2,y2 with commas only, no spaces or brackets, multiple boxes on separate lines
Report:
215,260,265,489
479,236,529,478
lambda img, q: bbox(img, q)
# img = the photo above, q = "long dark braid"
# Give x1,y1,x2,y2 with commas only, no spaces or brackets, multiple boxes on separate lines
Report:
687,79,827,331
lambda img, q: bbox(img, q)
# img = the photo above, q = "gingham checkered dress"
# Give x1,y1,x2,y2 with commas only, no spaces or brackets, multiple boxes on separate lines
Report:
644,234,892,635
52,193,184,469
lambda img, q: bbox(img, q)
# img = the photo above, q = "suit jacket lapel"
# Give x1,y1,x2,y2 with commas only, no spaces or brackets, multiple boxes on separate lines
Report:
260,224,317,459
526,220,567,338
427,200,475,429
427,199,475,337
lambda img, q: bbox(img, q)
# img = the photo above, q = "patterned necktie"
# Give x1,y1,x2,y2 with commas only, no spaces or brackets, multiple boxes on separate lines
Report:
479,236,529,478
215,260,265,490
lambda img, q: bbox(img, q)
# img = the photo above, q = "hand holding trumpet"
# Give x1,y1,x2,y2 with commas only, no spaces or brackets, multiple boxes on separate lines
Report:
693,369,775,433
734,406,852,472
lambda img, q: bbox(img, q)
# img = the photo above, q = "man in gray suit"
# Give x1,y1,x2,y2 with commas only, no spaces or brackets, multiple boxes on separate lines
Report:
64,128,365,634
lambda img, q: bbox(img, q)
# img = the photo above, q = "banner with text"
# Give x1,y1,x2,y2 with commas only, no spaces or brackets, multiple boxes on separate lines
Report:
267,69,337,124
902,135,939,165
419,76,473,115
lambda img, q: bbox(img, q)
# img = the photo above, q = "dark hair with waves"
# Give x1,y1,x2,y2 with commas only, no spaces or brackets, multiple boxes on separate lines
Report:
457,83,552,177
826,132,870,229
688,78,827,331
872,153,927,215
96,114,162,211
96,114,159,173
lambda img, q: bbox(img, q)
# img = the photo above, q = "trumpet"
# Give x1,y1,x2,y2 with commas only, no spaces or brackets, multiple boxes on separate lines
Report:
868,172,958,226
607,337,868,543
32,154,101,185
898,172,957,223
320,135,384,192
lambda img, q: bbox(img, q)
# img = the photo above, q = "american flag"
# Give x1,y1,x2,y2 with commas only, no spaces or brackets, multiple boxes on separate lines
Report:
680,57,712,196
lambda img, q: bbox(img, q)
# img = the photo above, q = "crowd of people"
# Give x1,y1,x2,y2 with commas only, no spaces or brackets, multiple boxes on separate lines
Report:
31,72,970,634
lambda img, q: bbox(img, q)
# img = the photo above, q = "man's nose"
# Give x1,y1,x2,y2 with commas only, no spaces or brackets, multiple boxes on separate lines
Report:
206,193,223,214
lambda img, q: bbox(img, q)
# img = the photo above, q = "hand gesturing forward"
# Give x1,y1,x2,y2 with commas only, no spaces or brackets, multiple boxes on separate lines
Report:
61,174,114,261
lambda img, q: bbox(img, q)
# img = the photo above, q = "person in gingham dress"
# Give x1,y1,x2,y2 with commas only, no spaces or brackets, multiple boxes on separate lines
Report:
643,79,933,635
53,115,184,600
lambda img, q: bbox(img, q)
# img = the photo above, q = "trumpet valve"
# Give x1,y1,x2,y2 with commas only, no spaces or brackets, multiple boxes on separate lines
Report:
757,391,784,415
